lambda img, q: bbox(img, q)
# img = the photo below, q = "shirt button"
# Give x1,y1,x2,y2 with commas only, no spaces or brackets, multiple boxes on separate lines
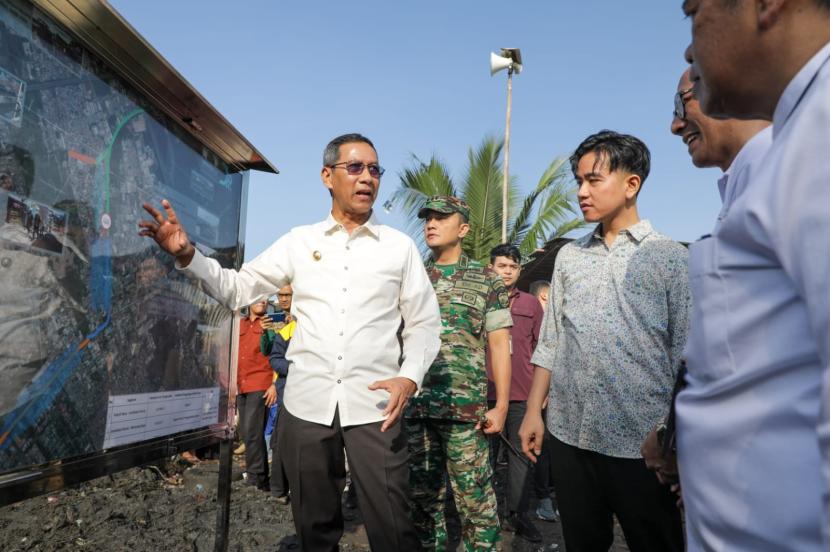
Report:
341,309,345,314
342,287,347,292
346,245,350,250
339,331,344,336
337,355,342,360
337,379,342,384
344,266,348,270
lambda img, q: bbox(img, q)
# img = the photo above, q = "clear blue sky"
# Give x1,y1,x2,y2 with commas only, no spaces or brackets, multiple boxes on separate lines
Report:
110,0,716,261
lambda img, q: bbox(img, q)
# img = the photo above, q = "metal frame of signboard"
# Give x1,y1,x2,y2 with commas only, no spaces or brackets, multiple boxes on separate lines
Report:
0,1,273,550
0,426,225,505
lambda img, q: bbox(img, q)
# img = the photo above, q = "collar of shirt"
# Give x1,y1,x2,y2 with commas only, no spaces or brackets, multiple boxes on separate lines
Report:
425,252,472,270
589,219,654,245
717,126,773,209
321,211,381,240
773,41,830,138
239,316,264,335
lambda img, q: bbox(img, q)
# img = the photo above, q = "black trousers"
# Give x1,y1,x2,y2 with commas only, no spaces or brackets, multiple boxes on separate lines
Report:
534,425,558,504
278,406,420,552
269,402,289,496
549,435,684,552
236,390,269,485
489,401,534,514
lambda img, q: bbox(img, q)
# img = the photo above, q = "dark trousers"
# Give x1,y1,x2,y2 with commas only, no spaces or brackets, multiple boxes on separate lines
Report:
488,401,533,514
534,414,558,506
269,402,289,496
278,406,420,552
549,435,684,552
237,390,269,485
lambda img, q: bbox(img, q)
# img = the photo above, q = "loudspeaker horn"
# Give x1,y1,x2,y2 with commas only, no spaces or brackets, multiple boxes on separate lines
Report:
490,52,513,76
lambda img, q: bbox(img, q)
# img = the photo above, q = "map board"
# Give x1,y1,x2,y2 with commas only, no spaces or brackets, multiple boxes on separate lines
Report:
0,0,244,475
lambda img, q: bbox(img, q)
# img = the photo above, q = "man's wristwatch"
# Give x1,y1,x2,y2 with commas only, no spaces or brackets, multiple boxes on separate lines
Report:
655,423,668,449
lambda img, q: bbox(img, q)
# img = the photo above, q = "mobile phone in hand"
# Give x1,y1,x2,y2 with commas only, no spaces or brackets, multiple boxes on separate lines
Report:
267,312,286,324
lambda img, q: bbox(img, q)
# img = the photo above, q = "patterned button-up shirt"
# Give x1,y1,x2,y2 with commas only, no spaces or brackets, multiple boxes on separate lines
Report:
531,220,690,458
407,254,512,422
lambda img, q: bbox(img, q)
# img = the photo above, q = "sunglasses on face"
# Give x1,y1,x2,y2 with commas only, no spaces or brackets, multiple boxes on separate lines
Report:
328,161,385,178
673,87,695,120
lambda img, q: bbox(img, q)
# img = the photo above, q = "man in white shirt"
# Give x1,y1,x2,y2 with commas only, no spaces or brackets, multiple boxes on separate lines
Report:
140,133,441,551
679,1,830,549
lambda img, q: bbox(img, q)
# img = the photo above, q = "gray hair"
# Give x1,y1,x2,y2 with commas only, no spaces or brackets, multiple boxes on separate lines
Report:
323,133,377,166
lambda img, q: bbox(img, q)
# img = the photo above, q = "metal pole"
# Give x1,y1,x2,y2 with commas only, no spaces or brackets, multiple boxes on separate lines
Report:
501,67,513,243
213,437,233,552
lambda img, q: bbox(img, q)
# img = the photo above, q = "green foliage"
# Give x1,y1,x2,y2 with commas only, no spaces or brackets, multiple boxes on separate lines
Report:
390,136,584,263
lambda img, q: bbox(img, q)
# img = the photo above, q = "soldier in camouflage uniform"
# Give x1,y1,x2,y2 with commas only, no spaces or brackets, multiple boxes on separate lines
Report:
406,196,513,551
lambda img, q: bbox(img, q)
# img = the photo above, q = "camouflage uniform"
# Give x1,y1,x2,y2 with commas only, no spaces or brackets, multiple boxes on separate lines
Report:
406,209,513,552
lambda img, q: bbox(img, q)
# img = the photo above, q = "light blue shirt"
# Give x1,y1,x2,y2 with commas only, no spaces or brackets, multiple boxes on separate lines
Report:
677,41,830,551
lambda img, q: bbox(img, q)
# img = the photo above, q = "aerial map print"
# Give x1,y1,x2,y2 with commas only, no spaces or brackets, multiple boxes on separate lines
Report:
0,0,242,472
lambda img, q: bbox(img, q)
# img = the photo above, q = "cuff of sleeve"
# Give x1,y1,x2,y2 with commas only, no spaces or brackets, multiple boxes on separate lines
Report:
397,362,427,392
174,247,209,276
485,308,513,332
530,346,554,371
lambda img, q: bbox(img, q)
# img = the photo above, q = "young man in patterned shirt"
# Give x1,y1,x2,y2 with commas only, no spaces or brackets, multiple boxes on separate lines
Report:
519,131,690,552
406,196,513,551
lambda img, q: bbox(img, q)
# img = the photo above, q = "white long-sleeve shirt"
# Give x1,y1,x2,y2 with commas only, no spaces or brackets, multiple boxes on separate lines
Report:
179,212,441,427
677,41,830,551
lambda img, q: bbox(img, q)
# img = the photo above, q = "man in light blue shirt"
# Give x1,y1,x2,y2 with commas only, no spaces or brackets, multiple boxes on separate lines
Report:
679,0,830,549
640,68,771,486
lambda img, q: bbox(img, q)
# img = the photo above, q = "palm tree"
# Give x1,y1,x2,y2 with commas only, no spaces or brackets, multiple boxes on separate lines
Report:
390,136,585,264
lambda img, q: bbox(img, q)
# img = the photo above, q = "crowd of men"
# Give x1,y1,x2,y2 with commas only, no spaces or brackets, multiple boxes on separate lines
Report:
139,0,830,550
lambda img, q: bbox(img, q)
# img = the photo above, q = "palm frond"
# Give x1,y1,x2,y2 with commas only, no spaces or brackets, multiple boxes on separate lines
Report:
393,140,584,265
461,137,507,262
391,154,455,256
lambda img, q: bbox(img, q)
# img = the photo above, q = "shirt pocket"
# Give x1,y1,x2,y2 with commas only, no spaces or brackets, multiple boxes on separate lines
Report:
511,305,535,336
450,290,485,337
685,237,737,381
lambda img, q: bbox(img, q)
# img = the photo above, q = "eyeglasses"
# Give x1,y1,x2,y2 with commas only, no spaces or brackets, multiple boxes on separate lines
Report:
328,161,385,178
673,87,695,120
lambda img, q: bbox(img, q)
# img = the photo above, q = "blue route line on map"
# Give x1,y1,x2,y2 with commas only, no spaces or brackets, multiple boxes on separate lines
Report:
0,109,144,451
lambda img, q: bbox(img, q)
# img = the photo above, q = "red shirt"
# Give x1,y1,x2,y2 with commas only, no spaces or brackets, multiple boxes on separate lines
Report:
486,289,544,401
237,317,273,394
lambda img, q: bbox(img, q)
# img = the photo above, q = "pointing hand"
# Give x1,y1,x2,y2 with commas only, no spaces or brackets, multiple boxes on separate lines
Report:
139,199,195,266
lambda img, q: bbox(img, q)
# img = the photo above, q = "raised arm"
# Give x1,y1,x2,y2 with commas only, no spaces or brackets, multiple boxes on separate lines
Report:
139,199,291,310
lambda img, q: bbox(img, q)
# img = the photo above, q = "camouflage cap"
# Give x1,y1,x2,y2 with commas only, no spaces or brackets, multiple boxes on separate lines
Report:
417,195,470,221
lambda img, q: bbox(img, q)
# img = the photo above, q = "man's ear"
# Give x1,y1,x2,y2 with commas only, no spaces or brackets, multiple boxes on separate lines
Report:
321,166,334,192
458,220,470,239
757,0,787,31
625,174,642,199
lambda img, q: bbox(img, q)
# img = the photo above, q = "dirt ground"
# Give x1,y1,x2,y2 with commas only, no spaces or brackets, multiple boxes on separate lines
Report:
0,453,631,551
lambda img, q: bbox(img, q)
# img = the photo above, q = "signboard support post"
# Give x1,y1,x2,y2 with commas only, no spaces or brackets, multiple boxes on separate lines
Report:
213,438,233,552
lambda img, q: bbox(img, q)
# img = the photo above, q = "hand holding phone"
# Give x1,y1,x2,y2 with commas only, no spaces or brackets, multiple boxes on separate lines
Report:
267,312,286,324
